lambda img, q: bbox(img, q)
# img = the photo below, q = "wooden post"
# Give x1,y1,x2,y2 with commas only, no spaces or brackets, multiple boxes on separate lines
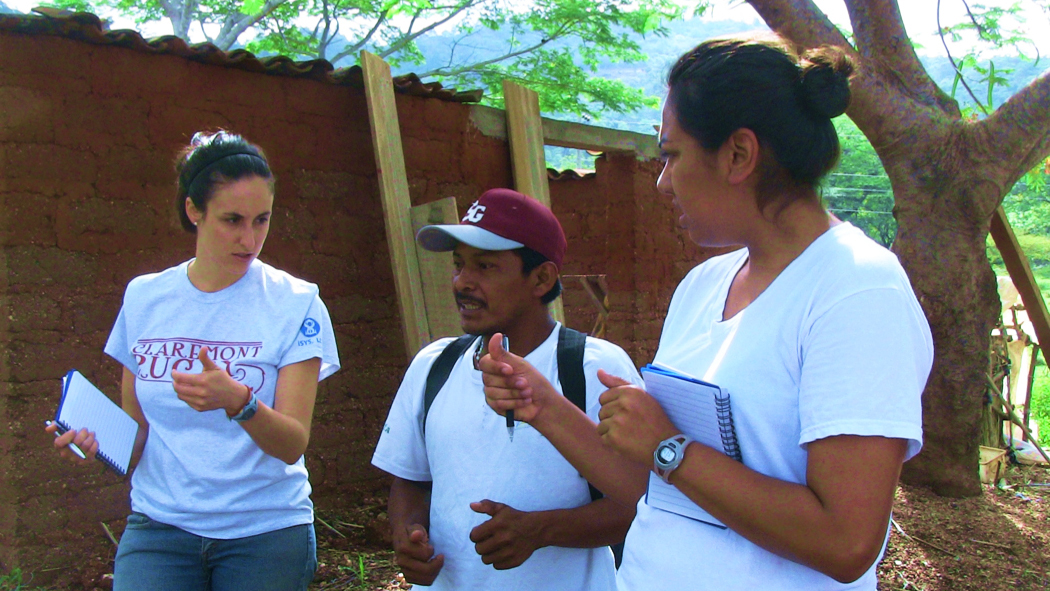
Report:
503,80,564,324
411,197,462,342
989,206,1050,358
361,50,430,358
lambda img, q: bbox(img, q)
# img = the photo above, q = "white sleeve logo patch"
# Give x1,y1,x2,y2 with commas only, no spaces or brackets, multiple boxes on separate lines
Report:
463,201,486,223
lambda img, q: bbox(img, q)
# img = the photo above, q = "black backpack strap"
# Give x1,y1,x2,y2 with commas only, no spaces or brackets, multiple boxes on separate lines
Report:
422,334,478,435
557,326,603,503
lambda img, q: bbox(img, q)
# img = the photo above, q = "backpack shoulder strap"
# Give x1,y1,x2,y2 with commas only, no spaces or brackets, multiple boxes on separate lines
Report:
422,334,478,434
557,326,603,502
557,325,588,412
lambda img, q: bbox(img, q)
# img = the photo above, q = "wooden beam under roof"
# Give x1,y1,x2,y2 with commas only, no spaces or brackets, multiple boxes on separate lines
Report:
470,104,660,161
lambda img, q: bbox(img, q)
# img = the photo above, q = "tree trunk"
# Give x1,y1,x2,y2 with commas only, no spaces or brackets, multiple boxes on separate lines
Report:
892,174,1000,496
749,0,1050,496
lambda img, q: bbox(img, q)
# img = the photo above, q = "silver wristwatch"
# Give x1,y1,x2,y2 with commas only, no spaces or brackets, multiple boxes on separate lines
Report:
653,433,694,483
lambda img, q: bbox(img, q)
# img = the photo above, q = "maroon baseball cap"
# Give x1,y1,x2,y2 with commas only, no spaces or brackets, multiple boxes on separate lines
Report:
416,188,567,270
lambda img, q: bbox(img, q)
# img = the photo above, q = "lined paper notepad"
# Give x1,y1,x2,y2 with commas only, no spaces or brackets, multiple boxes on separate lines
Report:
55,370,139,476
642,364,741,528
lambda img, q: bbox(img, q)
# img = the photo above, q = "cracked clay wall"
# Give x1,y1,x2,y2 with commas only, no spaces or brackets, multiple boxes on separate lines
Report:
0,30,700,588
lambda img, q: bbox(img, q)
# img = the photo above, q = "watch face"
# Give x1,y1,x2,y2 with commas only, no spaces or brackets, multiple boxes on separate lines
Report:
657,445,676,464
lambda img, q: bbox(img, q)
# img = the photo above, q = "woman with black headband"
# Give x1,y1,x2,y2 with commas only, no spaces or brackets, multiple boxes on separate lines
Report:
47,130,340,591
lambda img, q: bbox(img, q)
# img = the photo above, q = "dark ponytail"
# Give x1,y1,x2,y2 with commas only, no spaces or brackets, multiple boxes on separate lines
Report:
667,35,854,210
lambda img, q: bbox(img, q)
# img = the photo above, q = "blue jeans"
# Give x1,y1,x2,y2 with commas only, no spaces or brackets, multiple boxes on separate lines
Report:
113,512,317,591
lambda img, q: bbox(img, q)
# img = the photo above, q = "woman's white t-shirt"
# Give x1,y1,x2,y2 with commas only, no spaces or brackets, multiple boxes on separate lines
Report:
105,258,340,539
617,223,933,591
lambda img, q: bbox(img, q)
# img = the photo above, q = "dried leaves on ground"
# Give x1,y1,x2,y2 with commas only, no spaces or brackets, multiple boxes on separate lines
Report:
24,471,1047,590
311,469,1050,591
878,465,1049,590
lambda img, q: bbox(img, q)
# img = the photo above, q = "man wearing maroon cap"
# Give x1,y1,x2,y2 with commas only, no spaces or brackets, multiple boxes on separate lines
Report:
372,189,642,590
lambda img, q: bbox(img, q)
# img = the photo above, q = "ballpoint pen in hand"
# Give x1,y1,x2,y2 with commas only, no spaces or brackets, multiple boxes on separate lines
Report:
503,335,514,442
45,420,88,460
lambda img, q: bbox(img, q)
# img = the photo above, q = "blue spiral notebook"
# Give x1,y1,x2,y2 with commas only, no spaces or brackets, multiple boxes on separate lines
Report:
54,370,139,476
641,363,742,528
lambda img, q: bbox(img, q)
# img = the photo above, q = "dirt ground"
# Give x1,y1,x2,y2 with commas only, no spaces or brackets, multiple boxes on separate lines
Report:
14,466,1048,590
309,467,1050,591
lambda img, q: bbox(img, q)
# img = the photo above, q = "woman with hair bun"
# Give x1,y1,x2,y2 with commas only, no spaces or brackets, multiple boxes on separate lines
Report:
46,130,340,591
481,35,933,590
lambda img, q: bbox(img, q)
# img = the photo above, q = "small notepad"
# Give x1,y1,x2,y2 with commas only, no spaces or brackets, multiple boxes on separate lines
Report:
642,363,741,528
55,370,139,476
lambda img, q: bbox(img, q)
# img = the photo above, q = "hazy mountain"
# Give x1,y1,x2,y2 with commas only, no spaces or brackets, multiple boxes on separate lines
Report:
408,17,1046,132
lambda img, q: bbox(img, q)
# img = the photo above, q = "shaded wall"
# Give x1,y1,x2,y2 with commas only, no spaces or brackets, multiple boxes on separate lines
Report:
0,28,705,587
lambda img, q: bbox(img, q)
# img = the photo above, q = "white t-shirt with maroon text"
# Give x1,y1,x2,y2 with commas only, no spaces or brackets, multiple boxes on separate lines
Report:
105,258,339,539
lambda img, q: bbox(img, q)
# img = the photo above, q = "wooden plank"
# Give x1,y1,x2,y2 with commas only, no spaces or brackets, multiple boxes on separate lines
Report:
468,104,660,160
411,197,462,342
989,206,1050,357
502,80,564,324
361,50,430,358
503,80,551,206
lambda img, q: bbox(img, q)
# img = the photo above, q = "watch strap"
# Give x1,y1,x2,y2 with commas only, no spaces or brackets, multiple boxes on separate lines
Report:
229,386,258,423
653,433,694,483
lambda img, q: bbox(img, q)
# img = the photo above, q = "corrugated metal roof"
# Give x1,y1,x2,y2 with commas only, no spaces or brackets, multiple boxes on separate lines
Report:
0,8,484,103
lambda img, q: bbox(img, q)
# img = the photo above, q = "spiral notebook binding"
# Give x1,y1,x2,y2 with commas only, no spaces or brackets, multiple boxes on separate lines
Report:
713,391,743,463
56,418,128,476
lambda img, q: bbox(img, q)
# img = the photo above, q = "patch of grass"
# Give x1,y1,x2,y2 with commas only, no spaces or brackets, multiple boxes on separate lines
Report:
0,569,44,591
1030,361,1050,437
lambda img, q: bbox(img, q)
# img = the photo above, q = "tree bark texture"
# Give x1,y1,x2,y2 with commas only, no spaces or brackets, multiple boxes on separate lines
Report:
748,0,1050,496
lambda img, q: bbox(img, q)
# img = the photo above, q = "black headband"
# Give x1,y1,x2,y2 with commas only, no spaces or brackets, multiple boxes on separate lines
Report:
185,150,266,192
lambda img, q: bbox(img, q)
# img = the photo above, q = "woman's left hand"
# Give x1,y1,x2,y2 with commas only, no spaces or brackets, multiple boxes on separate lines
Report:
596,370,679,465
172,347,250,415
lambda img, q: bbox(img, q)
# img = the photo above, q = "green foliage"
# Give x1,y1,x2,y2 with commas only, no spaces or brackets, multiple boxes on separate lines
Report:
0,569,44,591
823,118,896,246
52,0,687,118
938,1,1039,117
1030,363,1050,436
545,146,598,172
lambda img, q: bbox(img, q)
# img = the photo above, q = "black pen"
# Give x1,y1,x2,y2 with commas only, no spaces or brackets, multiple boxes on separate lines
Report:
503,335,514,442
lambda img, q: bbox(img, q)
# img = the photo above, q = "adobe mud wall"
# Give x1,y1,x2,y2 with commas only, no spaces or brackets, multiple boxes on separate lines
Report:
0,27,704,587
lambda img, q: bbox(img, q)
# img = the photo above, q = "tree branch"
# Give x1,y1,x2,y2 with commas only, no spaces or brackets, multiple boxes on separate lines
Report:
330,12,388,64
160,0,194,39
316,0,338,61
980,69,1050,186
214,0,287,50
417,38,549,78
747,0,850,51
847,0,919,72
377,0,482,59
937,0,987,116
414,20,576,79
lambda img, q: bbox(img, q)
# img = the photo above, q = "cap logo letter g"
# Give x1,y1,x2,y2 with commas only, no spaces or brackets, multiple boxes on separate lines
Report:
463,201,486,223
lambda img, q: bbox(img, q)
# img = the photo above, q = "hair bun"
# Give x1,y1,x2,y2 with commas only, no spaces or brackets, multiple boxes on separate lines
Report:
798,47,854,119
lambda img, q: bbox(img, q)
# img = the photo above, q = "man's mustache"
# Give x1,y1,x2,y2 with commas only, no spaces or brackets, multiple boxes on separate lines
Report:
455,293,486,308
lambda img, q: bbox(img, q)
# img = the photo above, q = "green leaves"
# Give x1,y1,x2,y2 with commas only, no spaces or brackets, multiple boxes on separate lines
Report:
73,0,689,118
938,0,1039,117
240,0,266,15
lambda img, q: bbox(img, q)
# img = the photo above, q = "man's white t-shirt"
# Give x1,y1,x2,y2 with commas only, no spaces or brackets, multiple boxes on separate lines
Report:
617,223,933,591
105,259,340,539
372,323,643,591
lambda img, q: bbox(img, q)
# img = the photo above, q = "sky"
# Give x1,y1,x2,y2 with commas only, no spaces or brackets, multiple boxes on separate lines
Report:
5,0,1050,57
